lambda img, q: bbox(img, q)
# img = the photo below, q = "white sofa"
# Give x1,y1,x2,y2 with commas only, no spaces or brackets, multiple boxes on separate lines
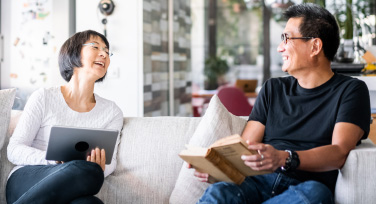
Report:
1,96,376,204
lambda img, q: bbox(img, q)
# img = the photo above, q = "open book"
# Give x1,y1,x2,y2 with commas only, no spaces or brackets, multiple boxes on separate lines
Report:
179,134,271,185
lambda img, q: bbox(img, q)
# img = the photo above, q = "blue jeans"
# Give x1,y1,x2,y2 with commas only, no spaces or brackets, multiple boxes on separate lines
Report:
197,172,334,204
6,160,104,204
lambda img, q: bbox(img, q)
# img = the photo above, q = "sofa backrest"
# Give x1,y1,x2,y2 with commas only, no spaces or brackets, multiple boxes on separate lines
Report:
97,116,201,203
1,111,201,204
0,110,22,203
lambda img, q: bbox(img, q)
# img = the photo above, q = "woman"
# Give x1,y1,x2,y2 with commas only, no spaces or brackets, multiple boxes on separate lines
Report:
6,30,123,204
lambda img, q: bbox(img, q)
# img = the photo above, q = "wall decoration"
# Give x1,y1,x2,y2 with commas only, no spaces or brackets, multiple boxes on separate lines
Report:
10,0,54,109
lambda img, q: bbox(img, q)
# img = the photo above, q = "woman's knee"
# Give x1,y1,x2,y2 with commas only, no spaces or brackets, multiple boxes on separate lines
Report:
64,161,104,191
70,196,104,204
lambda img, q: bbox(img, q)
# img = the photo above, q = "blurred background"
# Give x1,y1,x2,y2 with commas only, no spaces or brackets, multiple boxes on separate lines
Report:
0,0,375,117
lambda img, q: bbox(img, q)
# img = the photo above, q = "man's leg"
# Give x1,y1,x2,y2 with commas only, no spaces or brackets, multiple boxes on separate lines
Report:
197,173,280,204
6,160,104,204
263,180,334,204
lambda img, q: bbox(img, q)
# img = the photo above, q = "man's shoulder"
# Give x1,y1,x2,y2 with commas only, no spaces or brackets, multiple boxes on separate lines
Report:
334,74,367,88
265,76,295,86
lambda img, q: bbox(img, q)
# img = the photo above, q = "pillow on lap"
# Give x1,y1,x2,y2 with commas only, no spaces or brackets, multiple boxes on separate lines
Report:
170,95,247,204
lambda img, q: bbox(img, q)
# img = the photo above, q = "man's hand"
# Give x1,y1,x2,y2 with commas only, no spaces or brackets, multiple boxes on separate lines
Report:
87,147,106,172
241,141,288,172
187,163,218,184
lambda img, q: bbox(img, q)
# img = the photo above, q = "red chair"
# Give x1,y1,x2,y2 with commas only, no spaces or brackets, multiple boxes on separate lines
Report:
217,86,253,116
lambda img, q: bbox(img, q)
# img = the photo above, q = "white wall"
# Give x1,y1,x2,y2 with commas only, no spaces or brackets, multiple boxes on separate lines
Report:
190,0,205,89
1,0,11,89
356,76,376,109
1,0,67,90
76,0,143,117
49,0,75,88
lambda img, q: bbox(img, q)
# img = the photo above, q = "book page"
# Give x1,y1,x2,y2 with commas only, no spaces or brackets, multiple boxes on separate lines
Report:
210,134,247,148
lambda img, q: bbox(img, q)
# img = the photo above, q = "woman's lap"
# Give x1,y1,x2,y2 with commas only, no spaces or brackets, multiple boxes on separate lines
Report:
6,160,104,204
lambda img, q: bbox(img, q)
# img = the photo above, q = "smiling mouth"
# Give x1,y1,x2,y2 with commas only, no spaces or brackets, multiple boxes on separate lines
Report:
94,61,105,67
282,56,288,61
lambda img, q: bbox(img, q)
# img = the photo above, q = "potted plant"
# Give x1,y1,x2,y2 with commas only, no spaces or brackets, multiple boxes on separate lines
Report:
334,0,355,62
204,56,229,90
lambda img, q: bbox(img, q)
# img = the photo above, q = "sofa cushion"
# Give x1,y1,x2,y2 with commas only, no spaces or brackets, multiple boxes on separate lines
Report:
97,116,201,204
335,139,376,203
0,89,17,203
0,89,16,157
170,95,248,204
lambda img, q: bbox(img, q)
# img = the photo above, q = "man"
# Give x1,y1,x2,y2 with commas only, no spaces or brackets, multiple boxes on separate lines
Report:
193,3,370,204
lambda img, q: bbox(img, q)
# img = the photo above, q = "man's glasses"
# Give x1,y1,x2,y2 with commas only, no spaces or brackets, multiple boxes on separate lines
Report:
83,43,113,57
281,33,314,44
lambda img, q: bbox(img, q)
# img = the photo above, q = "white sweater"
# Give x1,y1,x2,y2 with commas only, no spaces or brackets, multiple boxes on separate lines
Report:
7,87,123,178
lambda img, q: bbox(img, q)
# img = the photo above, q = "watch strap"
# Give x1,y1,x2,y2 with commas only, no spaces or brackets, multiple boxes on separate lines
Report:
281,150,300,172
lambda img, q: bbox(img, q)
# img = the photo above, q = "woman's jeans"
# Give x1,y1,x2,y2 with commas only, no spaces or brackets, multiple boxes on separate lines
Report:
6,160,104,204
197,172,334,204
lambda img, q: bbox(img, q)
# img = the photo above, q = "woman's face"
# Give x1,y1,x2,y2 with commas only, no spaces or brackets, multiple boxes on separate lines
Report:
79,36,111,81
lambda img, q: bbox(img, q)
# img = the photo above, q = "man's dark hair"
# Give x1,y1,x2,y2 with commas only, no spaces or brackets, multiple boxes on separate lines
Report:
58,30,109,82
284,3,340,61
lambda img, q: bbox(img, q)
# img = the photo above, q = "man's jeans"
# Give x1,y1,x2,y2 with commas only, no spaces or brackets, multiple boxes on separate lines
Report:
6,160,104,204
197,172,334,204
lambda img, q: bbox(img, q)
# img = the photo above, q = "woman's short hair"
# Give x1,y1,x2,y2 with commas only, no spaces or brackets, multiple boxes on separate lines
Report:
284,3,340,61
58,30,109,82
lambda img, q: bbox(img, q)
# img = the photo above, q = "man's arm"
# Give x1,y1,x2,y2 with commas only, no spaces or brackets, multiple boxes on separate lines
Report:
241,121,364,172
241,120,265,143
241,121,289,171
298,122,364,171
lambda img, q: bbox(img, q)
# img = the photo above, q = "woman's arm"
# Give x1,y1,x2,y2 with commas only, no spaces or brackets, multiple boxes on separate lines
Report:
7,89,53,165
102,103,124,177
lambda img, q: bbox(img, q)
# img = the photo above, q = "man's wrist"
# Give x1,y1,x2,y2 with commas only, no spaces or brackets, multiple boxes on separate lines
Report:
280,151,290,167
281,150,300,172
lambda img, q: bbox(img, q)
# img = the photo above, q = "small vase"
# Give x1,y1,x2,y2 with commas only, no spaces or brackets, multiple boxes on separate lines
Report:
335,39,355,63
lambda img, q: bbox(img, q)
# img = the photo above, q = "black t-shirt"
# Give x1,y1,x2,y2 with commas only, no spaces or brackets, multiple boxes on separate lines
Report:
248,73,370,193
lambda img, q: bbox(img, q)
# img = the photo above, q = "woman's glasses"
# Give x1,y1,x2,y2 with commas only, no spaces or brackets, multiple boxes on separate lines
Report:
83,43,113,57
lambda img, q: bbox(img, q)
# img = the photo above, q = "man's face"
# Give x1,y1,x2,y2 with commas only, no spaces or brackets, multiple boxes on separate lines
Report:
277,17,312,74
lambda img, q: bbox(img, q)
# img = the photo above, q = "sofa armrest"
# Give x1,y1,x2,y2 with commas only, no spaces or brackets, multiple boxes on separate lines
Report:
335,139,376,204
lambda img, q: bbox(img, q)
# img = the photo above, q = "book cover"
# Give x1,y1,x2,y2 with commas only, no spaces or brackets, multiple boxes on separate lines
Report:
179,134,271,185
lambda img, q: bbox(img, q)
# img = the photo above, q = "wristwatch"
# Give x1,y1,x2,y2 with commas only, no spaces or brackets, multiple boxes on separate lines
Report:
281,150,300,172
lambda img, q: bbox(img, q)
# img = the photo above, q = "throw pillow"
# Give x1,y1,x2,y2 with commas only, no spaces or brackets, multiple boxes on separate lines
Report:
0,88,16,157
169,95,248,204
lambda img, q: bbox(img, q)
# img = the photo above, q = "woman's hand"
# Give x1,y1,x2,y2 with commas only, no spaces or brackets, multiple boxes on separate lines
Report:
241,141,288,172
87,147,106,171
187,163,218,184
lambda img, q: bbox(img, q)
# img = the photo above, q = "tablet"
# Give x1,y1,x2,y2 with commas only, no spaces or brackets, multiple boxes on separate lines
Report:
46,125,119,164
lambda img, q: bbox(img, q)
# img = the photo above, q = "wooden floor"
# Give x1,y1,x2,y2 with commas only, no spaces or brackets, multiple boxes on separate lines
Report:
369,113,376,144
